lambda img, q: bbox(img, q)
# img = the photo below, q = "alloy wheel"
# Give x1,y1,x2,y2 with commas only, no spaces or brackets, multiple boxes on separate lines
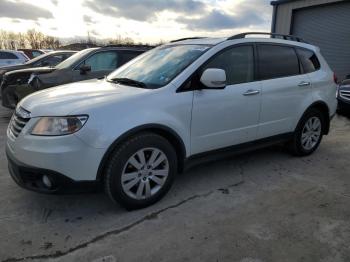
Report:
121,147,169,200
301,117,322,151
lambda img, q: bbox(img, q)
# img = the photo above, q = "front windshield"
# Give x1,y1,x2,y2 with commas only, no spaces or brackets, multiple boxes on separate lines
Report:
55,48,96,69
107,44,211,89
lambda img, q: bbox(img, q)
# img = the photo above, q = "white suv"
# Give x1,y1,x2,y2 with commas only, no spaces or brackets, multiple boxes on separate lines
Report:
6,33,337,209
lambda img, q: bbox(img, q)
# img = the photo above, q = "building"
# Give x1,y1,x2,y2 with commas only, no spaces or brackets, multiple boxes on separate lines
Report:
271,0,350,80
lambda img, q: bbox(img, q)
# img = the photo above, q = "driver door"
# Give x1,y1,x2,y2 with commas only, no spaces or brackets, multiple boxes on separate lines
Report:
190,45,262,155
73,51,120,82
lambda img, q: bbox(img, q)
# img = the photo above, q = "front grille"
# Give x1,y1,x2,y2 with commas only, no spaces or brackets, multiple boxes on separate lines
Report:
9,108,30,138
340,90,350,101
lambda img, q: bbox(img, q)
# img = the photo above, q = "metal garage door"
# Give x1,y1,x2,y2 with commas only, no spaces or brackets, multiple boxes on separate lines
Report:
292,2,350,80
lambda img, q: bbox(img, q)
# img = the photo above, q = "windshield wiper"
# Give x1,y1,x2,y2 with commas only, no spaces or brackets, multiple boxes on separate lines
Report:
108,77,147,88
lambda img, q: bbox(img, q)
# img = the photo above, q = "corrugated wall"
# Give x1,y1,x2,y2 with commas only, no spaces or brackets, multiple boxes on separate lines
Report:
274,0,344,34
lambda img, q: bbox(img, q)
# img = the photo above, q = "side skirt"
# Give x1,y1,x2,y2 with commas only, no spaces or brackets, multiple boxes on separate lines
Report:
183,133,293,172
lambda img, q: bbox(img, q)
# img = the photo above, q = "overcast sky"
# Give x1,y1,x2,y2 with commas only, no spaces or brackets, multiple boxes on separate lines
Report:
0,0,273,43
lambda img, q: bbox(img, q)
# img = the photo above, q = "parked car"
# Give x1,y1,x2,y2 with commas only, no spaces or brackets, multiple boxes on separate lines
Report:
337,78,350,113
1,46,150,108
18,49,46,59
6,33,337,209
0,50,76,90
0,50,29,68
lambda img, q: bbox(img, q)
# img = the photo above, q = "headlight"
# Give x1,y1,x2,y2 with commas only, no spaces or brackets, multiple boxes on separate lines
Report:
31,115,88,136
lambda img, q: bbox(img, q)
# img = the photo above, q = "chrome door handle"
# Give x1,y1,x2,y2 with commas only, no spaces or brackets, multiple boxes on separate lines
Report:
243,89,260,96
298,81,311,87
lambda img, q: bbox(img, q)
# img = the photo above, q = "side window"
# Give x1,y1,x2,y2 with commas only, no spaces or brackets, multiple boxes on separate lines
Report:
32,51,43,58
40,55,64,66
203,45,254,85
120,51,142,66
0,52,18,59
258,45,300,80
84,51,119,71
296,48,320,73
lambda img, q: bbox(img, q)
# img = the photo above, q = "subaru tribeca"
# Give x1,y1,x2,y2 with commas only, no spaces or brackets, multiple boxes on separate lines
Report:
6,33,337,209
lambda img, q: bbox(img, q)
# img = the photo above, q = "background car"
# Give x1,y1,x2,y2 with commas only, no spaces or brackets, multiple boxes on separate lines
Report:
1,46,152,108
337,78,350,113
0,50,29,68
18,49,46,59
0,50,76,86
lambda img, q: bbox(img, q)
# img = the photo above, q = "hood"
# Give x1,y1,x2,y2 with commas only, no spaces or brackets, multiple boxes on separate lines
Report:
0,64,29,75
5,67,56,77
19,79,150,117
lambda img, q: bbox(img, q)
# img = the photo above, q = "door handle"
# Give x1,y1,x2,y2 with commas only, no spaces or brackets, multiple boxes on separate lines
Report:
298,81,311,87
243,89,260,96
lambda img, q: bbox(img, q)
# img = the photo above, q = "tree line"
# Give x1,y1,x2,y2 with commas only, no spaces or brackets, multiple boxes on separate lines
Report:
0,29,159,50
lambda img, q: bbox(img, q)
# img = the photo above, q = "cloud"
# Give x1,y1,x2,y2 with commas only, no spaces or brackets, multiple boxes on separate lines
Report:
0,0,53,21
84,0,206,21
177,9,264,31
83,15,94,24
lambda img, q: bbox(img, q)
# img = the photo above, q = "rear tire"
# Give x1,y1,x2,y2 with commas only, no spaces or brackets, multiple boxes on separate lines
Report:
287,108,325,156
104,132,177,210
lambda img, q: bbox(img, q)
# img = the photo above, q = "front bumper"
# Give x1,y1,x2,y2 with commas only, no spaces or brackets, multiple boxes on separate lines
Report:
6,148,99,194
6,117,107,193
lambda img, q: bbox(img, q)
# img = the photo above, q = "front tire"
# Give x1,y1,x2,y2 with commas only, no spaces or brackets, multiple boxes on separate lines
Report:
104,133,177,210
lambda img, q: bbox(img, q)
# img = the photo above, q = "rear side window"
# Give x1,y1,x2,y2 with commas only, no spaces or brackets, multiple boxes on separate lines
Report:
258,45,300,80
0,52,18,59
204,45,254,85
296,48,320,73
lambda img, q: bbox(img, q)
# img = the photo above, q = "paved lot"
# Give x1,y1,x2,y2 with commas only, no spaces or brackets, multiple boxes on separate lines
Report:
1,105,350,262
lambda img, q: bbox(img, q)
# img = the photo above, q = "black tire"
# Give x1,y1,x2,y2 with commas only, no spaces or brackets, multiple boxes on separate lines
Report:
104,132,177,210
287,108,325,156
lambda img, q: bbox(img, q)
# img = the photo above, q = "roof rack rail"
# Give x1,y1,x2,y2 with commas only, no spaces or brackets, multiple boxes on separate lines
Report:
170,37,206,43
104,44,154,48
227,32,306,43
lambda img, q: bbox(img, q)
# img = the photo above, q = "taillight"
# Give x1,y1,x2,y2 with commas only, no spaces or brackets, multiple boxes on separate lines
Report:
333,73,338,84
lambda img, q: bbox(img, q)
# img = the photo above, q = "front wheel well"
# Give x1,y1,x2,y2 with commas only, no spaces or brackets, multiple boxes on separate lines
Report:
96,125,186,183
303,102,330,134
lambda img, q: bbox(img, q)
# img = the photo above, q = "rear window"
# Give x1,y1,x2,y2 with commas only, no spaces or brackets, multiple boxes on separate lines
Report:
258,45,300,80
0,52,18,59
296,48,320,73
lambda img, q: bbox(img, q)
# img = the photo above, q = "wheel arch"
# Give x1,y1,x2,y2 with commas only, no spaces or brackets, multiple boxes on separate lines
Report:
300,101,330,135
96,124,187,182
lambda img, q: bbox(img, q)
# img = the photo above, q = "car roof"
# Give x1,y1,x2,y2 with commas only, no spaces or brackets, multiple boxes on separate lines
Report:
0,49,26,54
168,36,318,52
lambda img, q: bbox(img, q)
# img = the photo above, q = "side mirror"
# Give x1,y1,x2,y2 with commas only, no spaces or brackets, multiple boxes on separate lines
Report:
80,64,91,75
200,68,226,89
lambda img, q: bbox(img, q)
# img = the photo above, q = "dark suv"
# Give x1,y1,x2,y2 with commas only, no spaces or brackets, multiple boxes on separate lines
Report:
337,78,350,113
0,50,75,83
1,46,151,109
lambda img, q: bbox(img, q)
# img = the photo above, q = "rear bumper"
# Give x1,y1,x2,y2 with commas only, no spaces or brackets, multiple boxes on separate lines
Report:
6,148,99,194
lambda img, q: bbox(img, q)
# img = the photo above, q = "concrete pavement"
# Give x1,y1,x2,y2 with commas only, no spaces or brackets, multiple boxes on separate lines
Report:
1,105,350,262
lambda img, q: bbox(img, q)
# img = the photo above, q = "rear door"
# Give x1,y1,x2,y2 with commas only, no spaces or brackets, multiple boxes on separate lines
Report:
191,44,262,154
256,44,311,139
72,50,120,82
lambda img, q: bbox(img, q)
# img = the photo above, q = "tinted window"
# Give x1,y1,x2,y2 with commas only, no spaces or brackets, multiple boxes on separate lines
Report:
258,45,300,80
120,51,143,65
84,51,119,71
0,52,18,59
41,55,65,66
296,48,320,73
204,45,254,85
